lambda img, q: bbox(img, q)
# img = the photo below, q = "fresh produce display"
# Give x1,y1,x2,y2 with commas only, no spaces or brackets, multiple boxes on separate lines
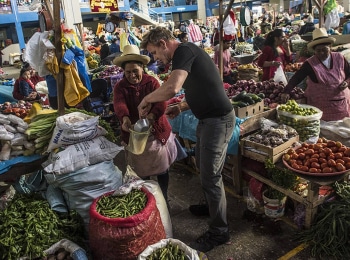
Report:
246,123,298,147
91,65,123,81
0,100,33,119
284,63,303,72
231,90,264,108
278,99,319,116
283,137,350,174
86,52,100,69
235,42,254,54
145,242,187,260
226,79,304,106
277,100,322,141
96,189,147,218
0,194,85,260
295,183,350,258
237,63,260,70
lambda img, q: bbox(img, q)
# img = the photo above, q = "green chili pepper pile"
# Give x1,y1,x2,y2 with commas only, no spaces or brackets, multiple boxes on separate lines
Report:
146,242,187,260
96,189,147,218
0,194,85,260
294,181,350,259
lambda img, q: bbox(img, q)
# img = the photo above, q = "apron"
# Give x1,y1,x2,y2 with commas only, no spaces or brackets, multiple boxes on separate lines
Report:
126,132,177,177
305,53,350,121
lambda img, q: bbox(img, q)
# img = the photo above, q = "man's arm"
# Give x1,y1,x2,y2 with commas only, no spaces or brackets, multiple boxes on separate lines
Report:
138,69,188,117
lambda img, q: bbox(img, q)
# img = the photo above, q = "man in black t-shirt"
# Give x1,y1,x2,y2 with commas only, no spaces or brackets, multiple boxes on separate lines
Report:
138,27,235,253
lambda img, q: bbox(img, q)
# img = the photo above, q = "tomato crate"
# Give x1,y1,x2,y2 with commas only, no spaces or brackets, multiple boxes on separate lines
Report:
240,135,299,163
234,100,264,119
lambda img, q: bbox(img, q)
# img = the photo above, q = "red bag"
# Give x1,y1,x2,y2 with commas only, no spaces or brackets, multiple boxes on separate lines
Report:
89,187,166,260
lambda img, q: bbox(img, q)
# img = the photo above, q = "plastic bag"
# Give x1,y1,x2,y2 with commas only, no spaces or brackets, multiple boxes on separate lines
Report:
47,112,107,151
273,65,288,85
138,238,200,260
324,9,340,31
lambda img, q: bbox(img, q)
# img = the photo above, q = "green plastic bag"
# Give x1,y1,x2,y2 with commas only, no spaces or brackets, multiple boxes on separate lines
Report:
324,0,337,15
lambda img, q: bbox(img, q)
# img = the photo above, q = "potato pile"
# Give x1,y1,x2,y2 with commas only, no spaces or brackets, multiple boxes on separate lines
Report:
283,138,350,174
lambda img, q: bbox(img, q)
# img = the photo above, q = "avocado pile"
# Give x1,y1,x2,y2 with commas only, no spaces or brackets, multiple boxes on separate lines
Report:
231,91,265,108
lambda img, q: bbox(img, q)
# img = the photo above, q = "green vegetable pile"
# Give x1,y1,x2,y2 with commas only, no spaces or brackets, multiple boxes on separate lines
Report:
96,189,147,218
0,194,85,260
278,100,319,116
294,181,350,259
277,100,321,141
146,242,187,260
264,158,298,201
25,108,117,154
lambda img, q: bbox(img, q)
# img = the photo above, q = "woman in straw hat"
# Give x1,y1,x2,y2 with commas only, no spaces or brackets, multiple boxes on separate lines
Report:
113,44,177,204
281,28,350,121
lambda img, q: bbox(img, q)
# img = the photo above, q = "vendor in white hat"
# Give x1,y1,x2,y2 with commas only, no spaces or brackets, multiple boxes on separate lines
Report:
113,44,177,204
281,28,350,121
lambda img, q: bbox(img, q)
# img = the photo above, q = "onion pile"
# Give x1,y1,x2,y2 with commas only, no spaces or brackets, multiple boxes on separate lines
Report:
226,79,304,106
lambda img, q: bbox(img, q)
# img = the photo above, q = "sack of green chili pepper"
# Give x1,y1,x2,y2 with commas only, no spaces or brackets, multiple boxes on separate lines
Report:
89,187,166,260
138,238,208,260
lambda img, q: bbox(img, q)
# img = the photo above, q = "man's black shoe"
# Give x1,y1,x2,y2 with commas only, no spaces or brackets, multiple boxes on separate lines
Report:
190,231,230,252
189,204,210,216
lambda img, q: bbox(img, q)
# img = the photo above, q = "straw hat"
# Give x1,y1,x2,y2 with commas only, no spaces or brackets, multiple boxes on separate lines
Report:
307,28,336,51
113,45,150,67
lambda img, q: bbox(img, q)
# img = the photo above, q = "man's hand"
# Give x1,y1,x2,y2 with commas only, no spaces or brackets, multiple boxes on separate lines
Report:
138,98,152,118
165,105,181,119
280,93,290,104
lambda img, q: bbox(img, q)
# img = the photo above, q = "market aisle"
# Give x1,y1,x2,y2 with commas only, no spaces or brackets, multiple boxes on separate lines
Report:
163,161,315,260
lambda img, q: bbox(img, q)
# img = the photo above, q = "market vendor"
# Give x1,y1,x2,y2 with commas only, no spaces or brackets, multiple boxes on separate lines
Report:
112,44,177,205
281,28,350,121
17,68,41,101
213,35,237,85
257,28,292,81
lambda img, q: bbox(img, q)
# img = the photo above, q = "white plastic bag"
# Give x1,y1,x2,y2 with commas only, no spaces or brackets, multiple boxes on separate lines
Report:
138,238,200,260
324,9,340,30
47,112,107,151
274,65,288,85
43,136,124,174
223,15,236,35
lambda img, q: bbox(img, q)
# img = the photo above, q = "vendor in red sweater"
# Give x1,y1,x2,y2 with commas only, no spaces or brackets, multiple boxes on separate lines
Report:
113,45,177,204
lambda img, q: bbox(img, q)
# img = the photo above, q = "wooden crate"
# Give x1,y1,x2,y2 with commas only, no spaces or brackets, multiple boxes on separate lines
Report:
240,109,277,136
234,100,264,119
241,135,299,163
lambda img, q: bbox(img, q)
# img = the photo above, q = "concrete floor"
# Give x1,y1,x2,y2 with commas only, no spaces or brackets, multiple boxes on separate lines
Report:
114,148,317,260
166,161,316,260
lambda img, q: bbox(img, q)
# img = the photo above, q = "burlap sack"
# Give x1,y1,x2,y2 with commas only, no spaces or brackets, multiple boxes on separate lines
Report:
238,68,260,82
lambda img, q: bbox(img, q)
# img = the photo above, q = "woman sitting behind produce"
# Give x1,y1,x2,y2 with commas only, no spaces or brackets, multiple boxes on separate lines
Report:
257,28,292,81
18,68,41,102
112,45,177,204
298,15,315,35
281,28,350,121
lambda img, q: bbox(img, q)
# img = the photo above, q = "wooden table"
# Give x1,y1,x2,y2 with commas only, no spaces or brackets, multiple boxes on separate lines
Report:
242,165,348,228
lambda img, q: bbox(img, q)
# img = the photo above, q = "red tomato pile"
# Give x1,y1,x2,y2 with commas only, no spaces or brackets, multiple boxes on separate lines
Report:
283,138,350,174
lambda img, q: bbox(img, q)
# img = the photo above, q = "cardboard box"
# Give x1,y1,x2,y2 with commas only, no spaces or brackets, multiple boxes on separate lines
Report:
234,100,264,119
241,135,299,163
